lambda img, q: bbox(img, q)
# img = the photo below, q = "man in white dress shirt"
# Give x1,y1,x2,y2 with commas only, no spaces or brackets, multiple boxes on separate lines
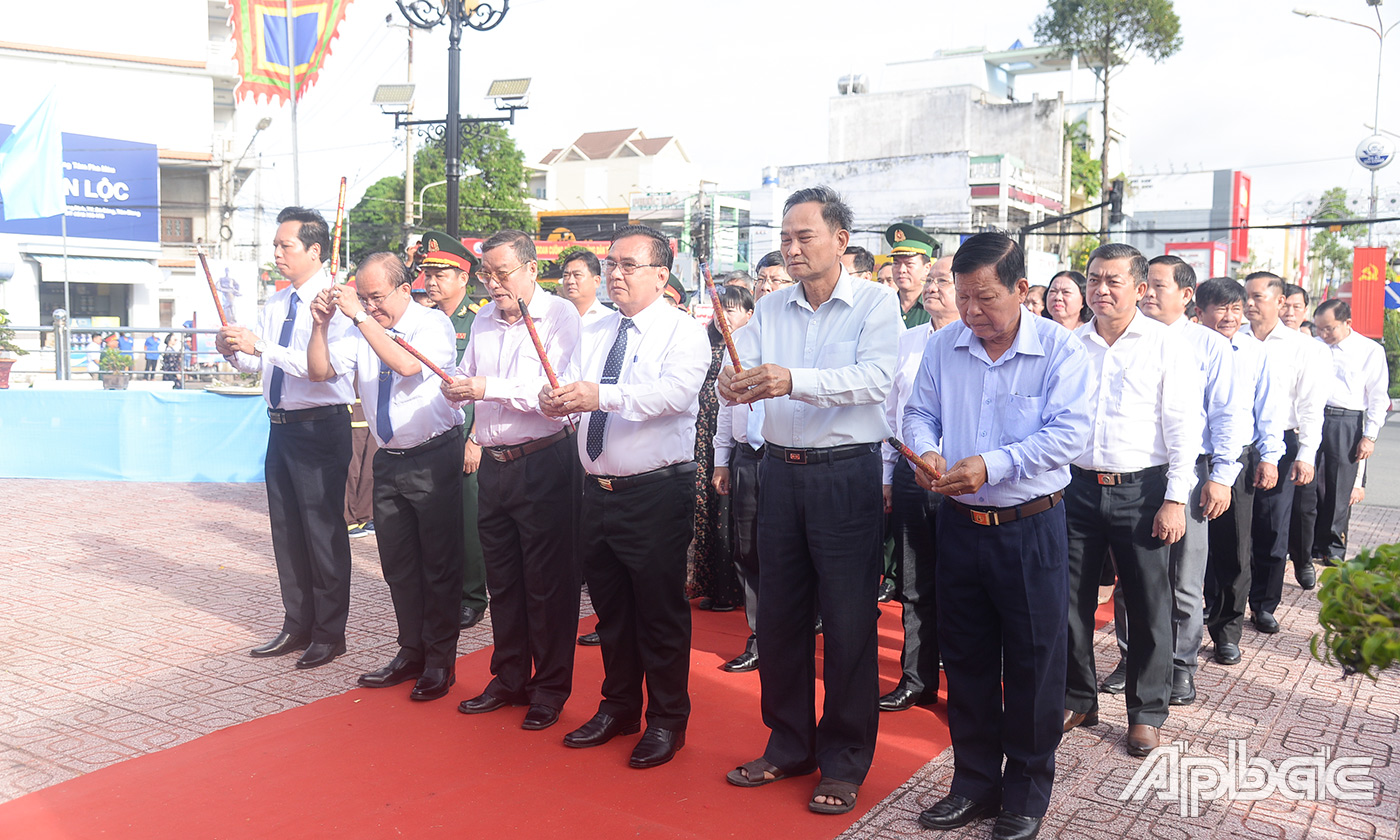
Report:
1063,243,1202,758
718,186,901,815
558,249,611,326
306,253,465,700
217,206,355,670
879,254,957,713
447,230,582,732
541,224,710,769
1310,299,1389,564
1242,272,1329,633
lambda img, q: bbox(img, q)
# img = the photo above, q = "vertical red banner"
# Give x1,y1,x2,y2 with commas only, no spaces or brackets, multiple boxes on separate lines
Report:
1352,246,1386,339
1230,172,1251,263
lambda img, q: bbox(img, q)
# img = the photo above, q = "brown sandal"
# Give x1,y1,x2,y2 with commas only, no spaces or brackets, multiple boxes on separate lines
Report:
809,778,858,815
725,757,815,788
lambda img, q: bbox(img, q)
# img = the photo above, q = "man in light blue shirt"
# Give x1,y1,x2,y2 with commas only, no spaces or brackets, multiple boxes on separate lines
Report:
903,233,1091,840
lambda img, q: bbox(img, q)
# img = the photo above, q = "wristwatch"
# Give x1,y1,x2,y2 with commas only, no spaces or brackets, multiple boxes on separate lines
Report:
353,311,370,326
253,338,266,356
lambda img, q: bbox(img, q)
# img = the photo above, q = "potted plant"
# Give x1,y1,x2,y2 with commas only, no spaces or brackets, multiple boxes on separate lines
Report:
1311,542,1400,679
0,308,28,390
98,346,133,390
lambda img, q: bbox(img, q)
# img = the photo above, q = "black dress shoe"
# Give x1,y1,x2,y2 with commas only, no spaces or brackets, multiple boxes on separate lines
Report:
1214,642,1241,665
1253,611,1280,634
1169,669,1196,706
357,655,424,688
917,794,999,830
629,726,685,768
249,632,310,658
878,685,938,712
993,811,1043,840
577,631,601,647
410,667,455,701
563,712,641,748
721,650,759,673
521,704,560,730
708,600,738,612
460,605,484,629
877,579,896,603
1099,660,1127,694
458,691,519,714
295,640,346,669
1294,559,1316,590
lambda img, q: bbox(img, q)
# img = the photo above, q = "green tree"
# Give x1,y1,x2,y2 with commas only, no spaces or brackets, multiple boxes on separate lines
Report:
346,123,533,263
1308,186,1367,291
1036,0,1183,236
1066,119,1101,199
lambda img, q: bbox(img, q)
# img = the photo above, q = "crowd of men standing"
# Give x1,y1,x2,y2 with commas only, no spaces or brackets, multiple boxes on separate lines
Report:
216,187,1387,840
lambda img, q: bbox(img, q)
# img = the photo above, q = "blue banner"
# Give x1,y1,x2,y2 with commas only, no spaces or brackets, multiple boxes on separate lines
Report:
0,129,159,243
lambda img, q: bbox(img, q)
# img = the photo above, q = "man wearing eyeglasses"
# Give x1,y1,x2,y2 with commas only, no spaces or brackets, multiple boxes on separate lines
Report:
541,224,711,769
446,229,583,733
306,253,465,701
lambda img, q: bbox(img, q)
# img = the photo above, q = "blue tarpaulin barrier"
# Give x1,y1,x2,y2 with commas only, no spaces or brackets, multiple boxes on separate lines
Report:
0,390,268,482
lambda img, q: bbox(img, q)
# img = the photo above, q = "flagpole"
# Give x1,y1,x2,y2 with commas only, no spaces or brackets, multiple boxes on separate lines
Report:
285,0,300,205
60,210,71,379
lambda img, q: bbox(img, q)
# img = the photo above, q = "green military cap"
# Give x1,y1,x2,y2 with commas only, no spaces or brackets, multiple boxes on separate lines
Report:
664,273,687,306
885,223,939,259
418,230,478,272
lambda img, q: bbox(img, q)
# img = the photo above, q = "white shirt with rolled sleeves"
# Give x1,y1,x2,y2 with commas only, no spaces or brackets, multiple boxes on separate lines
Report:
227,267,356,409
328,301,463,449
713,397,765,466
1164,316,1247,486
904,312,1093,507
730,269,901,447
575,296,711,477
1229,332,1288,465
457,286,579,447
1071,310,1204,505
882,323,936,484
1250,323,1329,465
1322,331,1390,439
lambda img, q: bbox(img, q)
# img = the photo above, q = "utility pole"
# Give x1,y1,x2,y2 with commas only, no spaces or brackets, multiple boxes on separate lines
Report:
402,26,414,251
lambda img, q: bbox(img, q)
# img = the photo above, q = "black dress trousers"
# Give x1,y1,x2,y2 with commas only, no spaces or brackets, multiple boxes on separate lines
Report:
890,456,941,696
728,443,764,640
1312,410,1363,562
264,408,353,644
371,428,465,668
1204,446,1258,648
1251,430,1299,615
477,433,581,711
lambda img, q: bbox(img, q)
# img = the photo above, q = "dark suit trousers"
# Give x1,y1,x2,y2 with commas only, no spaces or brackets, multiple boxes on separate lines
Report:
1204,446,1257,648
1251,430,1299,615
372,429,464,668
1066,468,1172,727
890,457,941,695
264,408,352,644
344,424,377,526
1289,475,1319,568
460,469,488,612
728,443,763,641
1313,410,1363,561
938,501,1067,817
581,470,695,729
757,450,882,785
478,433,580,710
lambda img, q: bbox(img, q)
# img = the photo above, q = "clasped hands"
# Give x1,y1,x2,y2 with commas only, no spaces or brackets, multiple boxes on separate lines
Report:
912,450,988,497
716,364,792,404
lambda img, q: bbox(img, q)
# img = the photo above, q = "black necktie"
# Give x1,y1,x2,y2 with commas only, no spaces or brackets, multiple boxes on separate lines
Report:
586,317,632,461
267,293,299,408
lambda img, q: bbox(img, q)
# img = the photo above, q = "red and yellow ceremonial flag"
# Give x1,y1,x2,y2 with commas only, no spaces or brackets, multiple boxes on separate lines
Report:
228,0,353,104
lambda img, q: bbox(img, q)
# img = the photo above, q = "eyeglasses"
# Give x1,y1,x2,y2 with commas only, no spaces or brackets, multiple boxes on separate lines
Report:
600,259,665,277
358,286,405,309
474,262,529,286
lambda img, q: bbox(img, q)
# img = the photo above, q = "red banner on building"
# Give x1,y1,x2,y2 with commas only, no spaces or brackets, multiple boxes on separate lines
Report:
1352,246,1385,339
1230,172,1251,263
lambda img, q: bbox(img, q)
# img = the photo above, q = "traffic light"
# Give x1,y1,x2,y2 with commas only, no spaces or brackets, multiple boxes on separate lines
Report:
1109,179,1125,225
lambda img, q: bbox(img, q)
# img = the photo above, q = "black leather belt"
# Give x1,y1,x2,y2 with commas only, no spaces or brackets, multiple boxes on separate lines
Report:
268,404,349,424
1071,463,1167,487
765,442,878,465
483,427,573,463
380,425,462,457
590,461,697,492
946,491,1063,527
1323,407,1363,417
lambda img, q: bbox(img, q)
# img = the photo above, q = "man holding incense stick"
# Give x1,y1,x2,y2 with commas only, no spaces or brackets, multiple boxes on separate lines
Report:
445,229,583,732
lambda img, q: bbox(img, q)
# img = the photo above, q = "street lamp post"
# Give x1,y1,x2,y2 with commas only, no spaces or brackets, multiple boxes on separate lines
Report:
1295,4,1400,246
393,1,512,240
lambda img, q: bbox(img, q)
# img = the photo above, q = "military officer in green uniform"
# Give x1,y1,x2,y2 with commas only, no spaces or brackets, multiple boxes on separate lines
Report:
885,223,938,330
419,231,490,629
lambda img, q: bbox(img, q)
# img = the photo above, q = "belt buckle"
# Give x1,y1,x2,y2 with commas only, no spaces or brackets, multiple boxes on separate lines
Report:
597,477,614,491
488,448,507,462
971,510,993,526
785,449,808,464
1097,473,1120,486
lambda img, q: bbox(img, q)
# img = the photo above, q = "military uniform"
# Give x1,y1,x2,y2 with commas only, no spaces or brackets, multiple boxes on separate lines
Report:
885,223,937,329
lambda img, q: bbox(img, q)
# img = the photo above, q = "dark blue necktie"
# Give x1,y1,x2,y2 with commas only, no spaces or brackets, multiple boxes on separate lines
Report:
586,317,632,462
376,364,394,443
267,293,299,408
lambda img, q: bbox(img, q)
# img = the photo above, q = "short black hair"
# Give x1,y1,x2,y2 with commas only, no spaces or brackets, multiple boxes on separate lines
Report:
843,245,875,274
1315,298,1350,321
782,185,853,234
1087,242,1148,285
610,224,673,271
1283,283,1308,305
1244,271,1285,297
951,232,1023,291
1194,277,1246,309
1042,269,1092,325
717,284,755,313
755,250,785,273
483,229,537,265
1147,254,1196,290
276,206,331,261
561,250,601,276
